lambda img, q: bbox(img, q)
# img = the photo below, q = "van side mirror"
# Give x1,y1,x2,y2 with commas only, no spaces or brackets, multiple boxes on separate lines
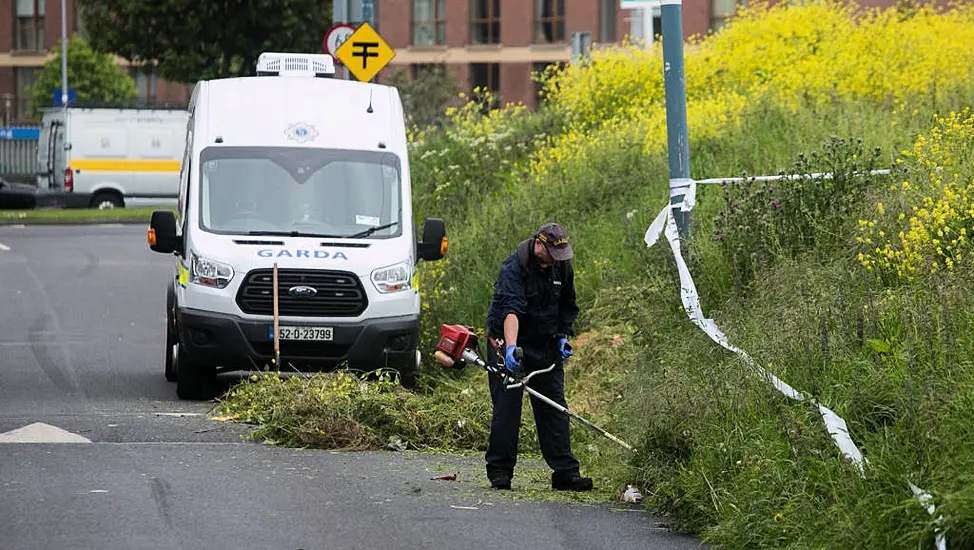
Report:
148,210,182,255
417,217,446,261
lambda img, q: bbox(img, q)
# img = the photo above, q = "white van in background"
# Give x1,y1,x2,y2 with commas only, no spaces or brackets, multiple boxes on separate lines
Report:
36,107,188,209
147,52,447,400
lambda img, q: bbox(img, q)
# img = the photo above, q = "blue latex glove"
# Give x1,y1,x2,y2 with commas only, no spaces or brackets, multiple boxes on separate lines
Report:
557,337,573,360
504,345,520,372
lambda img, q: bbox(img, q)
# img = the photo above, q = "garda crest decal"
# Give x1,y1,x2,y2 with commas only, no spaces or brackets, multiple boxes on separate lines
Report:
285,122,319,143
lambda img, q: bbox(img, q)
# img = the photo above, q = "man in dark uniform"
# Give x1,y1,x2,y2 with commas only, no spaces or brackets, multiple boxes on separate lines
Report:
484,222,593,492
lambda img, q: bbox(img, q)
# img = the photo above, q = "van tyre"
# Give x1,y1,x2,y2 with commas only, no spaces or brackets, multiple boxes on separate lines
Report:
395,350,420,389
396,364,417,389
164,283,177,382
165,341,177,382
176,345,214,400
91,191,123,210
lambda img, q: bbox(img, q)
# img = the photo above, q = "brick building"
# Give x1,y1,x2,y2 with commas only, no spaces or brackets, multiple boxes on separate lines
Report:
0,0,191,125
1,0,940,124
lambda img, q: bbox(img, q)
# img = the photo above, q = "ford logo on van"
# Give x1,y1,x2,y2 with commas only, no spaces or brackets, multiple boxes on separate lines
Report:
288,285,317,297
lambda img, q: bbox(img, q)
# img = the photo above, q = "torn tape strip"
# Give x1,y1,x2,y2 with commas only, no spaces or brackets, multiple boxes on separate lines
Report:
669,179,696,212
647,204,866,473
646,203,947,547
910,483,947,550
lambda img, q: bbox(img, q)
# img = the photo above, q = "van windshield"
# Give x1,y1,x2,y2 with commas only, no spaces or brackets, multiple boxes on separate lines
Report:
198,146,402,238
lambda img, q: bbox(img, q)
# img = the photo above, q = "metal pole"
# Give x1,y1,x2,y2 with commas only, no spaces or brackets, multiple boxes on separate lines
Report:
332,0,353,80
661,0,691,241
60,0,68,109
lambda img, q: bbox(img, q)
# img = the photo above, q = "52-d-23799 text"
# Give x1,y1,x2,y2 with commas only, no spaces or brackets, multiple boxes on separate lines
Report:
270,327,334,341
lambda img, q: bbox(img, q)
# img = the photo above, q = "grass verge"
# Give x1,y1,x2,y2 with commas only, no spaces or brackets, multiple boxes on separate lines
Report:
0,206,172,224
212,2,974,546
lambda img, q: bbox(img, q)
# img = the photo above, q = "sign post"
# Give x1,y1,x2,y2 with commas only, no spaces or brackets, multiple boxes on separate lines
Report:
60,0,68,111
660,0,691,241
362,0,374,27
333,23,395,83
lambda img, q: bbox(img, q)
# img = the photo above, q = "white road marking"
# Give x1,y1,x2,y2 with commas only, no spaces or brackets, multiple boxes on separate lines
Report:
0,243,10,251
0,422,91,443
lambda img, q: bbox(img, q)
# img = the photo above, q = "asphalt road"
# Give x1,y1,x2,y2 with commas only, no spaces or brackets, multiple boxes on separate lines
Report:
0,224,707,550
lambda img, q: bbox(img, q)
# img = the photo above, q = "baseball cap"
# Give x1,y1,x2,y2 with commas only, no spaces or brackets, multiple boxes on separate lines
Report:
537,222,573,261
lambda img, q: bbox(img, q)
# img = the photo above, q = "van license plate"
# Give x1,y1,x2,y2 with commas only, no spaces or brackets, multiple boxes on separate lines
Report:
271,326,333,341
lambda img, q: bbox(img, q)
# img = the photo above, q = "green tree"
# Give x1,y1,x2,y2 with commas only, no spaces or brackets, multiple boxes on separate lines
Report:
385,66,462,130
30,35,137,117
77,0,333,85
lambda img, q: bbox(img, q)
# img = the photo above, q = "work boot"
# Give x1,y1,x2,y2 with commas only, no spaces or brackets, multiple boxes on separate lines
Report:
551,472,593,492
488,473,512,490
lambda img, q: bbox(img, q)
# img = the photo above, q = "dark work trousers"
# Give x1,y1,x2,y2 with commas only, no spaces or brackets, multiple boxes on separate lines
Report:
484,341,580,479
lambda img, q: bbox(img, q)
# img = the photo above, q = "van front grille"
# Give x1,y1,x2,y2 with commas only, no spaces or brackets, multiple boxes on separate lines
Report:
236,269,368,317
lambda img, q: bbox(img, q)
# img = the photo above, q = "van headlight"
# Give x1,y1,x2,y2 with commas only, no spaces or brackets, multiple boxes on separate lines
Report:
371,261,412,293
191,252,234,288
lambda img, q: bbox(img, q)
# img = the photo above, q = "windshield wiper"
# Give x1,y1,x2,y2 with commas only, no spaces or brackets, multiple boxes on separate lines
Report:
247,230,346,238
345,222,399,239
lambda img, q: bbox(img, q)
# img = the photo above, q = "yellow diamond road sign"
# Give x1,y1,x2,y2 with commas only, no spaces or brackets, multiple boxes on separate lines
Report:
334,23,395,82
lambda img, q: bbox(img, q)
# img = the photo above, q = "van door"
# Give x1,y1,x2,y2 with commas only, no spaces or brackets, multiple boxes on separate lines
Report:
36,116,63,190
51,121,66,189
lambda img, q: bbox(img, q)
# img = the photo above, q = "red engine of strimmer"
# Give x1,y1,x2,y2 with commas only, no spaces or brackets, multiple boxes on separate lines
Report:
433,324,479,368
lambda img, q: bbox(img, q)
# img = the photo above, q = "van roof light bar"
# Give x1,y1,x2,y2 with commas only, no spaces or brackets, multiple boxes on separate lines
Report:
256,52,336,78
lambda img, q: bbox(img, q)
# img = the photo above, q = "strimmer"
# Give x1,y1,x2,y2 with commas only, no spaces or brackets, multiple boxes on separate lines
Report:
434,324,634,452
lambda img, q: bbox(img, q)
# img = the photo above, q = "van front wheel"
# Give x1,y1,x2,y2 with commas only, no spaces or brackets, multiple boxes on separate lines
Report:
176,345,214,400
91,191,124,210
394,350,420,389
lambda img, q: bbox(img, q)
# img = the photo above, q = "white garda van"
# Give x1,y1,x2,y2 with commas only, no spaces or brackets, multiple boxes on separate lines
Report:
147,52,447,400
37,106,188,209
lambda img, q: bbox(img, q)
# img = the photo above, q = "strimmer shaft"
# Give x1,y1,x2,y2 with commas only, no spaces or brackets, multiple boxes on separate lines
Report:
479,349,634,453
518,382,634,452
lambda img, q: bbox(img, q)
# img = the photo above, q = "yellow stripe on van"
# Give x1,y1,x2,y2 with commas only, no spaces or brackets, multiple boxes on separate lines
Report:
69,159,182,173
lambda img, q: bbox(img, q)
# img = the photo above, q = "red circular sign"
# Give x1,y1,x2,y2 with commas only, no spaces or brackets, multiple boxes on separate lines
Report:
323,23,357,60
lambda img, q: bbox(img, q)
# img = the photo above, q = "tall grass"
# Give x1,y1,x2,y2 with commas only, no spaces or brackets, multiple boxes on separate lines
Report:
404,1,974,547
218,1,974,547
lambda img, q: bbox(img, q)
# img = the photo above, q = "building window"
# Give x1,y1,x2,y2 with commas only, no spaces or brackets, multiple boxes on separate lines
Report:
471,0,500,45
711,0,745,32
535,0,565,44
470,62,499,109
129,65,158,101
15,0,45,51
15,67,40,120
413,0,446,45
532,62,565,106
599,0,617,43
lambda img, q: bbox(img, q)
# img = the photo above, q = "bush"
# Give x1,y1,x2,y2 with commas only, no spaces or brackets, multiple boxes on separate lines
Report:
856,108,974,283
713,135,890,291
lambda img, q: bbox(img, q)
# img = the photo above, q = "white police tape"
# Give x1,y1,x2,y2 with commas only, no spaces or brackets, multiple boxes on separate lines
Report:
692,169,892,186
645,189,946,547
645,204,865,473
910,483,947,550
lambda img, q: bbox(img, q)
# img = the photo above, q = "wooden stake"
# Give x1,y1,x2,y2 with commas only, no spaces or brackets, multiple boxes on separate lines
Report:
273,261,280,368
